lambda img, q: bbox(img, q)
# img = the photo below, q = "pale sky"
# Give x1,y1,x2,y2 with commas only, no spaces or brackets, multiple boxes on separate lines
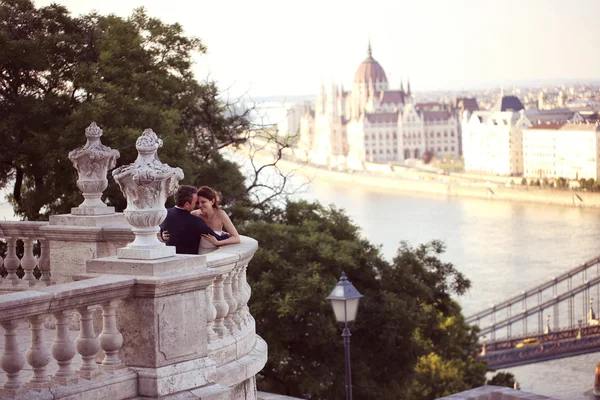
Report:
34,0,600,97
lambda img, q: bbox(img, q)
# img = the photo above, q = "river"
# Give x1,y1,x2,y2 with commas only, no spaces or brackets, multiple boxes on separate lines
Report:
287,171,600,399
2,172,599,398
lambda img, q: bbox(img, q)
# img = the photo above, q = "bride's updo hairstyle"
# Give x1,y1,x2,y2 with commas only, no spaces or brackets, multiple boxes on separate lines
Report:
196,186,220,209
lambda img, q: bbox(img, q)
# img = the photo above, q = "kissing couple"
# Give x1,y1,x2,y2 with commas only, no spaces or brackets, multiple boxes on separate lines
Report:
160,185,240,254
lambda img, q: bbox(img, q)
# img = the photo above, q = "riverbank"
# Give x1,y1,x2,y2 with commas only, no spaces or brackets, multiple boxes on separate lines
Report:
252,150,600,209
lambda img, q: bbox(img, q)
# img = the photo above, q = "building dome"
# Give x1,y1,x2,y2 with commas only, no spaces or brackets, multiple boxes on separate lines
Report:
354,43,388,85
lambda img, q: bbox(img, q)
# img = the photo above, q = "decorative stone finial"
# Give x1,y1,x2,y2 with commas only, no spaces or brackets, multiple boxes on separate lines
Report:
112,129,184,259
68,122,120,215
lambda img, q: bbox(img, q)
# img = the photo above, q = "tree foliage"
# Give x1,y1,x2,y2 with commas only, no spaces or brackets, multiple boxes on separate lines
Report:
0,0,290,220
241,201,487,399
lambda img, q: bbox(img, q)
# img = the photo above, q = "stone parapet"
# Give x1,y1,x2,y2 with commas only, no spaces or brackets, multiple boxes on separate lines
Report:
0,235,264,399
436,385,559,399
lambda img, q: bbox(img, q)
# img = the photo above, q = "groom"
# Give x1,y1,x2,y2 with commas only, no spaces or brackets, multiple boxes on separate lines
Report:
160,185,227,254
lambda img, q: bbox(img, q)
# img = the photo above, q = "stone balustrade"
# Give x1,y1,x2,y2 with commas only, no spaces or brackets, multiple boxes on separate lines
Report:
0,234,265,399
0,275,135,398
0,222,51,289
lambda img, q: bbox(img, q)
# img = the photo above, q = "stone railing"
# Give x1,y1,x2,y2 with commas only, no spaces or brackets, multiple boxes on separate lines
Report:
0,222,50,289
0,235,265,399
0,275,135,397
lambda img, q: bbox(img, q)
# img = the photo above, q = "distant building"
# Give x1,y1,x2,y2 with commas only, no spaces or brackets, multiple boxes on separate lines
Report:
523,122,600,180
279,102,312,137
297,42,460,168
462,95,583,176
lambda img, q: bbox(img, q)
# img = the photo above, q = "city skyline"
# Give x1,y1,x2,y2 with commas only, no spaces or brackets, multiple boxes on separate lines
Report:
35,0,600,97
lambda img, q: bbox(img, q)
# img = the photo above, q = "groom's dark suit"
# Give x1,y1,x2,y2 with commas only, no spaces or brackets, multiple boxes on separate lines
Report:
160,207,226,254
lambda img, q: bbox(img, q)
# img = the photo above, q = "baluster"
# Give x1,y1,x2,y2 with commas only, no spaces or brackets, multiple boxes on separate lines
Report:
99,300,124,371
231,266,244,331
77,306,101,379
223,271,238,335
21,239,36,283
51,310,78,385
4,238,20,284
25,315,51,389
205,281,218,343
38,239,51,284
0,320,26,394
212,274,230,339
242,263,252,325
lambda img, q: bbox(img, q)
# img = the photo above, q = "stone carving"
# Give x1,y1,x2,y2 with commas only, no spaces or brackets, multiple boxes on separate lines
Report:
68,122,120,215
112,129,183,259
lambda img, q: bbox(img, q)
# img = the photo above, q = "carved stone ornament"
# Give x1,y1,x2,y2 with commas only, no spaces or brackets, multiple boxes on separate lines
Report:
112,129,184,259
68,122,120,215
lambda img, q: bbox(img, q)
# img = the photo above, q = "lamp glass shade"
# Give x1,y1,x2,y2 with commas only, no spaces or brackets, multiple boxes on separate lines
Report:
330,297,361,323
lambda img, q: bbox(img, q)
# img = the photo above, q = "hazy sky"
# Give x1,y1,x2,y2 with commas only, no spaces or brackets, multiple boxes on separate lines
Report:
35,0,600,97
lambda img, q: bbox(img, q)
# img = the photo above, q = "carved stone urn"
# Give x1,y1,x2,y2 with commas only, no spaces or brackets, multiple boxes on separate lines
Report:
112,129,184,259
68,122,120,215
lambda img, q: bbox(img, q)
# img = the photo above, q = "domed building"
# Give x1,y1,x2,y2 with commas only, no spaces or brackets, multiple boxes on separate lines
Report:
297,42,460,169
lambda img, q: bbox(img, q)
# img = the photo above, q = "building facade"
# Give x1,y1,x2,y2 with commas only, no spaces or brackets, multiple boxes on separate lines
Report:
523,122,600,180
462,95,584,176
297,43,460,169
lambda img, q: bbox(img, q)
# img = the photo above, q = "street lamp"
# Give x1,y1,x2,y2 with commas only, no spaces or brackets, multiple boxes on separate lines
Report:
326,272,364,400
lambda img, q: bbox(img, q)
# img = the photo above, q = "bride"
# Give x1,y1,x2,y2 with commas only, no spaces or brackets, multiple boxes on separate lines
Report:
192,186,241,248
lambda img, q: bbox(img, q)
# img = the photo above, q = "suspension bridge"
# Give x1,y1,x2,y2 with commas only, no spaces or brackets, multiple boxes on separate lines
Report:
466,255,600,368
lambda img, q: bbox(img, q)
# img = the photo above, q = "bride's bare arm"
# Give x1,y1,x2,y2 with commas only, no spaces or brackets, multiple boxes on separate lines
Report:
201,210,240,246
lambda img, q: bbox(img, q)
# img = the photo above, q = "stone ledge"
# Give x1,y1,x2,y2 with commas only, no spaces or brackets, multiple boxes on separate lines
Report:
216,336,268,388
87,254,206,277
205,237,258,271
436,385,559,399
132,357,217,398
3,369,138,400
257,392,304,400
0,221,48,238
0,275,135,321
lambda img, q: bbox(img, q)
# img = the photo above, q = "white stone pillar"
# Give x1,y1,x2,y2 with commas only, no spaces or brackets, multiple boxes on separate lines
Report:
213,274,230,339
240,263,251,325
38,239,51,284
25,315,51,389
231,266,244,330
3,238,19,284
223,272,239,335
76,306,102,379
99,300,124,371
0,320,25,393
51,310,78,385
21,238,36,283
205,281,218,343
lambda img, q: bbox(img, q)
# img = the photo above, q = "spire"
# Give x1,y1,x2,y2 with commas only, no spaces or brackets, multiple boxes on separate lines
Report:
407,77,411,97
400,78,404,92
367,38,372,58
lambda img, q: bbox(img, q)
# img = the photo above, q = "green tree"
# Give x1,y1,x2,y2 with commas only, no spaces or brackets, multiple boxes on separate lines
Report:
487,371,516,388
0,1,289,220
241,201,486,399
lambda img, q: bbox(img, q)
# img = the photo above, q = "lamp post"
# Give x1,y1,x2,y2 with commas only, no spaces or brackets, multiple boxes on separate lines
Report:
326,272,364,400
